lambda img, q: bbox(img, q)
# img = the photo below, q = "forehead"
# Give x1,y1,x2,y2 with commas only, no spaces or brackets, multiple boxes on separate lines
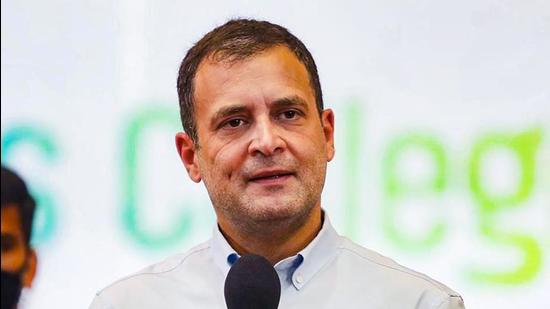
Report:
193,46,315,114
1,204,23,235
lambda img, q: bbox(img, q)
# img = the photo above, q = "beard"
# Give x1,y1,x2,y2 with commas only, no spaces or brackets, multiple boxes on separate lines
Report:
203,154,327,236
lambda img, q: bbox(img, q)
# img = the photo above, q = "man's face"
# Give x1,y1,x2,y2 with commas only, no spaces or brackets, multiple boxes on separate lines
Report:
1,204,36,284
176,46,334,231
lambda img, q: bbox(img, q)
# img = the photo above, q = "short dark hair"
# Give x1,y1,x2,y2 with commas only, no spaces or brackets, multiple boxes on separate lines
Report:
1,166,36,246
177,18,324,144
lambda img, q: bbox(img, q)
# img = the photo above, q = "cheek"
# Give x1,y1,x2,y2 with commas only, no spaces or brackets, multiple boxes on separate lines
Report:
1,246,26,272
288,130,328,161
201,140,248,179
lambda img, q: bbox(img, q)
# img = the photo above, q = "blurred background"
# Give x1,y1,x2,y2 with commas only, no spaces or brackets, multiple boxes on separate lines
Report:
1,0,549,308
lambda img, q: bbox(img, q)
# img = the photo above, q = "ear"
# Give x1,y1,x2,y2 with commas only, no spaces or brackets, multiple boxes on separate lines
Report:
21,249,37,288
175,132,202,183
321,109,335,162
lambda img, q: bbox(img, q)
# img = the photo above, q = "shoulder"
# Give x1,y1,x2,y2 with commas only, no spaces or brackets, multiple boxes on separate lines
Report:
105,241,209,288
92,242,211,305
335,237,463,306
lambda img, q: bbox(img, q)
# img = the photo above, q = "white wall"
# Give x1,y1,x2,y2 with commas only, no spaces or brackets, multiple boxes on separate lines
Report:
2,0,549,308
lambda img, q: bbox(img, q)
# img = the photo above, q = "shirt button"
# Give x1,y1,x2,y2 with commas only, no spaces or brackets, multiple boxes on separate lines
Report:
295,274,303,284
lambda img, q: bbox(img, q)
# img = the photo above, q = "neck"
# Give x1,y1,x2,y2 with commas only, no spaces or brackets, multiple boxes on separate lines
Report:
218,207,323,265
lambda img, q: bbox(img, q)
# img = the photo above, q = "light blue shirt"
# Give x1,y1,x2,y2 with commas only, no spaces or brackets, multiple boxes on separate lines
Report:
90,215,465,308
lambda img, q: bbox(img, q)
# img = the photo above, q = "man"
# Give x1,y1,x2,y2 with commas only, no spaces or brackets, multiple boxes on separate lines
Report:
91,19,464,308
1,166,38,309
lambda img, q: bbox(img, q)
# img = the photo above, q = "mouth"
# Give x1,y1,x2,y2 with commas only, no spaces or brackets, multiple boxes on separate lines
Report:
248,169,295,185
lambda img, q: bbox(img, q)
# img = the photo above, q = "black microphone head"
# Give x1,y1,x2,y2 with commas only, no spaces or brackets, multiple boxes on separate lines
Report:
224,254,281,309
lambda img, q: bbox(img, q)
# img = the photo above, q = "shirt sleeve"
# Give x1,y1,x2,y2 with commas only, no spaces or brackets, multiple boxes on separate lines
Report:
89,293,114,309
436,295,465,309
416,289,465,309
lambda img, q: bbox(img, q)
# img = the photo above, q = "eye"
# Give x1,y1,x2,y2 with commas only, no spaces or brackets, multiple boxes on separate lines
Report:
228,119,243,127
221,118,247,129
281,110,299,120
1,234,17,253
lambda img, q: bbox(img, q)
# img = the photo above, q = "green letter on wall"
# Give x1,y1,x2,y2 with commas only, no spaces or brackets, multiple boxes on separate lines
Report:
121,107,193,250
382,133,447,251
468,128,543,284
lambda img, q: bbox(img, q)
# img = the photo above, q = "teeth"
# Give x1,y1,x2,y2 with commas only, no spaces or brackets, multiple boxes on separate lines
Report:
257,175,281,180
252,174,287,181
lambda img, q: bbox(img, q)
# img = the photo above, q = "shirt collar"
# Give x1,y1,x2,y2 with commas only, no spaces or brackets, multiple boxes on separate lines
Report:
210,224,238,278
210,211,342,290
290,212,341,290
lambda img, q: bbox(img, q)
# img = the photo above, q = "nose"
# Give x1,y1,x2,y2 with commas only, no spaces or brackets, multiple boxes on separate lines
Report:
248,118,286,157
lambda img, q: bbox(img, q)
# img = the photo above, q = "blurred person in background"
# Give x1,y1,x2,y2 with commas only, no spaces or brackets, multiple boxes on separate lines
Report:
1,166,37,309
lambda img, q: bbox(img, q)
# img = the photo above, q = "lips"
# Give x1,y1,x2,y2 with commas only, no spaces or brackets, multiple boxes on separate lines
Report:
248,169,294,182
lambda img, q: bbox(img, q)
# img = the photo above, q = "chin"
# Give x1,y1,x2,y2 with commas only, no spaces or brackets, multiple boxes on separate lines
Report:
213,190,319,233
244,197,314,225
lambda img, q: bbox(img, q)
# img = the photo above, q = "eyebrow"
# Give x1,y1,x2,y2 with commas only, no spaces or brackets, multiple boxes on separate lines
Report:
209,95,310,128
271,95,309,111
211,105,249,128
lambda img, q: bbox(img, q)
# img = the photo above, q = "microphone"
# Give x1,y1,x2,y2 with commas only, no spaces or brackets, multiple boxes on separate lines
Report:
224,254,281,309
